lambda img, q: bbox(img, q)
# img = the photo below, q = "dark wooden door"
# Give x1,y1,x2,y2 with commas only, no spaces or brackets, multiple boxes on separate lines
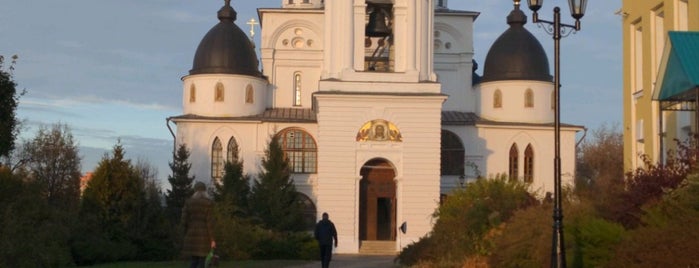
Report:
359,159,396,241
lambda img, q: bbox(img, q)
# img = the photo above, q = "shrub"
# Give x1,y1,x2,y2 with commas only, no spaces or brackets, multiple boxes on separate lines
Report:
615,138,698,228
212,201,317,261
398,176,537,266
254,231,317,260
567,213,625,267
0,168,75,267
490,196,625,268
607,173,699,267
489,204,552,268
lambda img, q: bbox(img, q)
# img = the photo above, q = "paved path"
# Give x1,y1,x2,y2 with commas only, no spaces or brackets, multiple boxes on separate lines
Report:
284,254,400,268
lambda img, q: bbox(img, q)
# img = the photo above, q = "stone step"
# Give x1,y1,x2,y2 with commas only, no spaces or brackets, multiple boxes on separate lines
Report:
359,240,398,255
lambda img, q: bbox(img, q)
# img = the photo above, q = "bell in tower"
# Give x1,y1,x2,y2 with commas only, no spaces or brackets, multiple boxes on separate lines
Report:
364,3,393,72
365,4,391,37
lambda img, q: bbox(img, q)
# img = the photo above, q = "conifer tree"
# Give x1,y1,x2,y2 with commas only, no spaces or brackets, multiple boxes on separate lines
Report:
165,144,195,220
0,55,21,161
76,143,173,262
249,136,305,232
214,160,251,218
81,143,142,228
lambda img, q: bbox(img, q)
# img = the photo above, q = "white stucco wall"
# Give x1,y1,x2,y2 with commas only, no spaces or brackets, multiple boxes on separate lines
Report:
478,80,555,123
471,125,579,196
314,91,446,253
182,74,268,117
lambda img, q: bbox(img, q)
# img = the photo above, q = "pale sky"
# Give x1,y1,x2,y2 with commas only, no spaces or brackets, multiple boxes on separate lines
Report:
1,0,622,187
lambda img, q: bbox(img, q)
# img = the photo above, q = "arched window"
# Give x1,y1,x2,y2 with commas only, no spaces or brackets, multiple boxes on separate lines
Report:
189,84,196,102
525,88,534,108
293,73,302,106
493,89,502,108
297,193,317,230
509,144,519,180
227,137,239,163
441,130,465,175
277,128,317,173
551,91,555,110
245,84,254,104
524,144,534,183
211,137,223,181
215,82,224,102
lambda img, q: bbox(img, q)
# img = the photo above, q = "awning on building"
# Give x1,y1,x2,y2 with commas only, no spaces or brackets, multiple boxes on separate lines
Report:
653,31,699,110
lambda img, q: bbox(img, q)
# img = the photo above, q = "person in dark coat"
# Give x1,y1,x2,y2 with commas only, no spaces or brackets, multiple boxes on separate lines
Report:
314,212,338,268
181,182,216,268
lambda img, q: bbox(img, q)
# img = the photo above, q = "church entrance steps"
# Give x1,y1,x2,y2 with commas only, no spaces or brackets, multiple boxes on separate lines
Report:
359,240,398,255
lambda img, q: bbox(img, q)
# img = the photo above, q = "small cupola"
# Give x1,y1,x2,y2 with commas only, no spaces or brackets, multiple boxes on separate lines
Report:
190,0,263,77
481,2,551,83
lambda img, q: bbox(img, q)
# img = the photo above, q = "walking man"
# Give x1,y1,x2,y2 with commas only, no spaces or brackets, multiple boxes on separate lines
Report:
314,212,338,268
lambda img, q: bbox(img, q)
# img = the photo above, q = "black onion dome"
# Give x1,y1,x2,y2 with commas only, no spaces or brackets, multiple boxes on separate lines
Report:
190,1,262,77
481,5,551,83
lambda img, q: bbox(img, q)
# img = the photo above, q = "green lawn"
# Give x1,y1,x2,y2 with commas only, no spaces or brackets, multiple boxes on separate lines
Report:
84,260,314,268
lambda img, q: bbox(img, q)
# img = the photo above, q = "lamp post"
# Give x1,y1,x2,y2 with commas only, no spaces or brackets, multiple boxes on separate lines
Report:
522,0,586,267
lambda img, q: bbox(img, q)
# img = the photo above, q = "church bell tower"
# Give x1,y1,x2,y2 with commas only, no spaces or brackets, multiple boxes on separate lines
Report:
321,0,437,85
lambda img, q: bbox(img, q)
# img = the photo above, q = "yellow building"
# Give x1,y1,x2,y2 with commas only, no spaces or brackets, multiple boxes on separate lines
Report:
622,0,699,171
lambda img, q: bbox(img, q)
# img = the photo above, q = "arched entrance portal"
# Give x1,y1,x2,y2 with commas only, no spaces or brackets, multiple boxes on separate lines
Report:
359,159,396,241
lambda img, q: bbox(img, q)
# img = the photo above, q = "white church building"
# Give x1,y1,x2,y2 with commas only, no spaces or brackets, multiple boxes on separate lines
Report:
168,0,582,254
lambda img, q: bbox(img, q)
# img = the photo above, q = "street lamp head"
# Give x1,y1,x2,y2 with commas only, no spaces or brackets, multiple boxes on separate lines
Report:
526,0,543,13
568,0,587,20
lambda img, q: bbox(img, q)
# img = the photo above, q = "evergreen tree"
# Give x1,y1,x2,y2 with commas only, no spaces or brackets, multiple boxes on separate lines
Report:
81,144,142,229
75,144,174,263
250,137,305,232
0,55,22,161
77,143,142,262
165,144,195,220
214,160,251,217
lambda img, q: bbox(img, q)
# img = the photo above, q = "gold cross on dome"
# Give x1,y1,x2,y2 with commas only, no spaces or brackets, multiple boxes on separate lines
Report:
246,18,259,38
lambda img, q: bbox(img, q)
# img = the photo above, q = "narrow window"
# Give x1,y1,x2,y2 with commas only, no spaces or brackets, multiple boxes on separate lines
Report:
441,130,465,176
227,137,239,163
509,144,519,180
493,89,502,108
277,128,317,173
652,7,664,82
245,84,254,104
632,21,643,92
525,88,534,108
189,84,196,103
293,73,302,106
551,91,555,110
211,137,223,181
524,144,534,183
215,82,224,102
